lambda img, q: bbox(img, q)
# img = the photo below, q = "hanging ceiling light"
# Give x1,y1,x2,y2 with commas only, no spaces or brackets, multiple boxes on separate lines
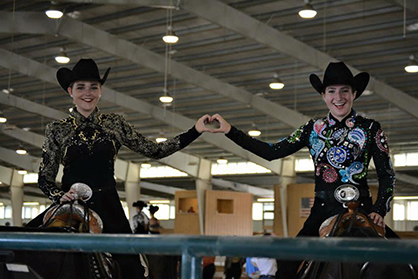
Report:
217,157,228,164
45,2,63,19
0,111,7,123
156,132,167,143
141,162,152,169
299,2,317,19
269,73,285,90
55,47,70,64
248,123,261,137
18,170,28,175
159,89,174,104
162,26,179,44
405,55,418,73
16,144,27,155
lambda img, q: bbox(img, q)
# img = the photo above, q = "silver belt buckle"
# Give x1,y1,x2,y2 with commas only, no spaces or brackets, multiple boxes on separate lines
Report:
334,184,360,204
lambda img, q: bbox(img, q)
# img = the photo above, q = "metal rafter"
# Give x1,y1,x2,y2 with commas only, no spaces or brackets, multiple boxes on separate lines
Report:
0,48,283,174
179,0,418,120
0,12,310,128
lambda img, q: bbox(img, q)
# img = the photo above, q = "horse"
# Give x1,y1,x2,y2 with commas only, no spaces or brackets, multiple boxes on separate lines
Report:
297,201,416,279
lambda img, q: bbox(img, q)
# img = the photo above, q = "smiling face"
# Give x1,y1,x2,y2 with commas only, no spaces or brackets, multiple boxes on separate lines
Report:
68,80,102,117
322,84,356,121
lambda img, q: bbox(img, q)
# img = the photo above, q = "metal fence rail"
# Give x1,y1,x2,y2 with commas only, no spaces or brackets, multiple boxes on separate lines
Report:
0,233,418,279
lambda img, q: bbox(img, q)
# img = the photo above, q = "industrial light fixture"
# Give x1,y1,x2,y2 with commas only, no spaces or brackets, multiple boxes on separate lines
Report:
162,26,179,44
149,200,170,204
248,123,261,137
269,73,285,90
23,202,39,206
18,170,28,175
55,47,70,64
159,90,174,104
257,198,275,202
299,1,317,19
0,111,7,123
2,88,14,94
217,157,228,164
405,55,418,73
141,163,152,169
156,132,167,143
16,144,27,155
45,2,63,19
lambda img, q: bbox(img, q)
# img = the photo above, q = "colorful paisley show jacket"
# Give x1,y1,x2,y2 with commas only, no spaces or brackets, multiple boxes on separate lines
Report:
226,109,394,218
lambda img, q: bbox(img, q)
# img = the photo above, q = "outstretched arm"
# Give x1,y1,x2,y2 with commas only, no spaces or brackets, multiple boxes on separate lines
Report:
118,114,210,159
211,114,312,161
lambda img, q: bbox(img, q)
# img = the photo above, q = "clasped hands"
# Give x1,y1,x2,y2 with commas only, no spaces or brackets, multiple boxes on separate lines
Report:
195,114,231,134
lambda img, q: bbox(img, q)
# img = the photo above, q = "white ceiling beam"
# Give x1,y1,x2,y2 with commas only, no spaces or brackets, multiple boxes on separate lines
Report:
0,147,40,173
212,178,273,197
140,181,182,195
0,48,282,174
180,0,418,120
396,172,418,187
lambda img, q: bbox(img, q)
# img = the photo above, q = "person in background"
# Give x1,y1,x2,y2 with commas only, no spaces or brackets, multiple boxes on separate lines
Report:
246,257,260,278
148,205,161,234
225,257,245,279
132,200,149,234
202,256,216,279
251,257,277,279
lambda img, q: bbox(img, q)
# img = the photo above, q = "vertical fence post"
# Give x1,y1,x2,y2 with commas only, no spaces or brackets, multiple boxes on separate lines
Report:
181,252,202,279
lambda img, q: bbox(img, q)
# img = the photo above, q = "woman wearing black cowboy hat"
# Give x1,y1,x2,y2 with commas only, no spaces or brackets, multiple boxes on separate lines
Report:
210,62,397,277
27,58,213,278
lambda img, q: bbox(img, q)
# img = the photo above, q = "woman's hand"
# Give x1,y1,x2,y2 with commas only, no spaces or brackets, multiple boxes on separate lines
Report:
369,212,385,227
60,188,78,204
195,114,214,133
210,114,231,134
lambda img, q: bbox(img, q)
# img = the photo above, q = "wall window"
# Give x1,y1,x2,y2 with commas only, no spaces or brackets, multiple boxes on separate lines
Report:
295,158,314,172
394,153,418,167
252,203,263,220
407,201,418,221
393,202,405,221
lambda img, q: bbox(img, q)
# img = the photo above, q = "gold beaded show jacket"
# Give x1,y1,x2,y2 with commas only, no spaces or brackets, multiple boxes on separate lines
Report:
38,107,200,233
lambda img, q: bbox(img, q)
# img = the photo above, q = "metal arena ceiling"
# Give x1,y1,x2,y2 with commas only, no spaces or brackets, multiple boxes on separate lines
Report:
0,0,417,198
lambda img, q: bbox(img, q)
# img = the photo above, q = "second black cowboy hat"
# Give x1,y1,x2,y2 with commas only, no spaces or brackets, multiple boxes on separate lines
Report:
57,59,111,92
309,62,370,100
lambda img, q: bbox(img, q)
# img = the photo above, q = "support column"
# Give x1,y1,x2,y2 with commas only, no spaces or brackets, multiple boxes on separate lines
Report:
124,162,141,222
10,170,24,226
195,158,212,235
273,157,296,237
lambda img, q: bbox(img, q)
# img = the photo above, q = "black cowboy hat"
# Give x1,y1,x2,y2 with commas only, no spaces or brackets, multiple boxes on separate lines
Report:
309,62,370,100
132,201,147,208
57,59,111,92
149,205,159,214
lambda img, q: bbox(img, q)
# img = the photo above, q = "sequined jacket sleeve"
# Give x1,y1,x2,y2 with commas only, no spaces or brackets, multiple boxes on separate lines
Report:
225,120,313,161
370,121,395,217
116,115,201,159
38,122,65,204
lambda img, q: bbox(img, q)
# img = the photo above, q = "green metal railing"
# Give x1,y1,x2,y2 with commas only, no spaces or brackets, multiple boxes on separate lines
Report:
0,233,417,278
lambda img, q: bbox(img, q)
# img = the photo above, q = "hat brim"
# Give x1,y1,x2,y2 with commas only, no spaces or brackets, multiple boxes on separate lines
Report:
309,72,370,100
57,67,111,93
309,74,323,94
352,72,370,100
